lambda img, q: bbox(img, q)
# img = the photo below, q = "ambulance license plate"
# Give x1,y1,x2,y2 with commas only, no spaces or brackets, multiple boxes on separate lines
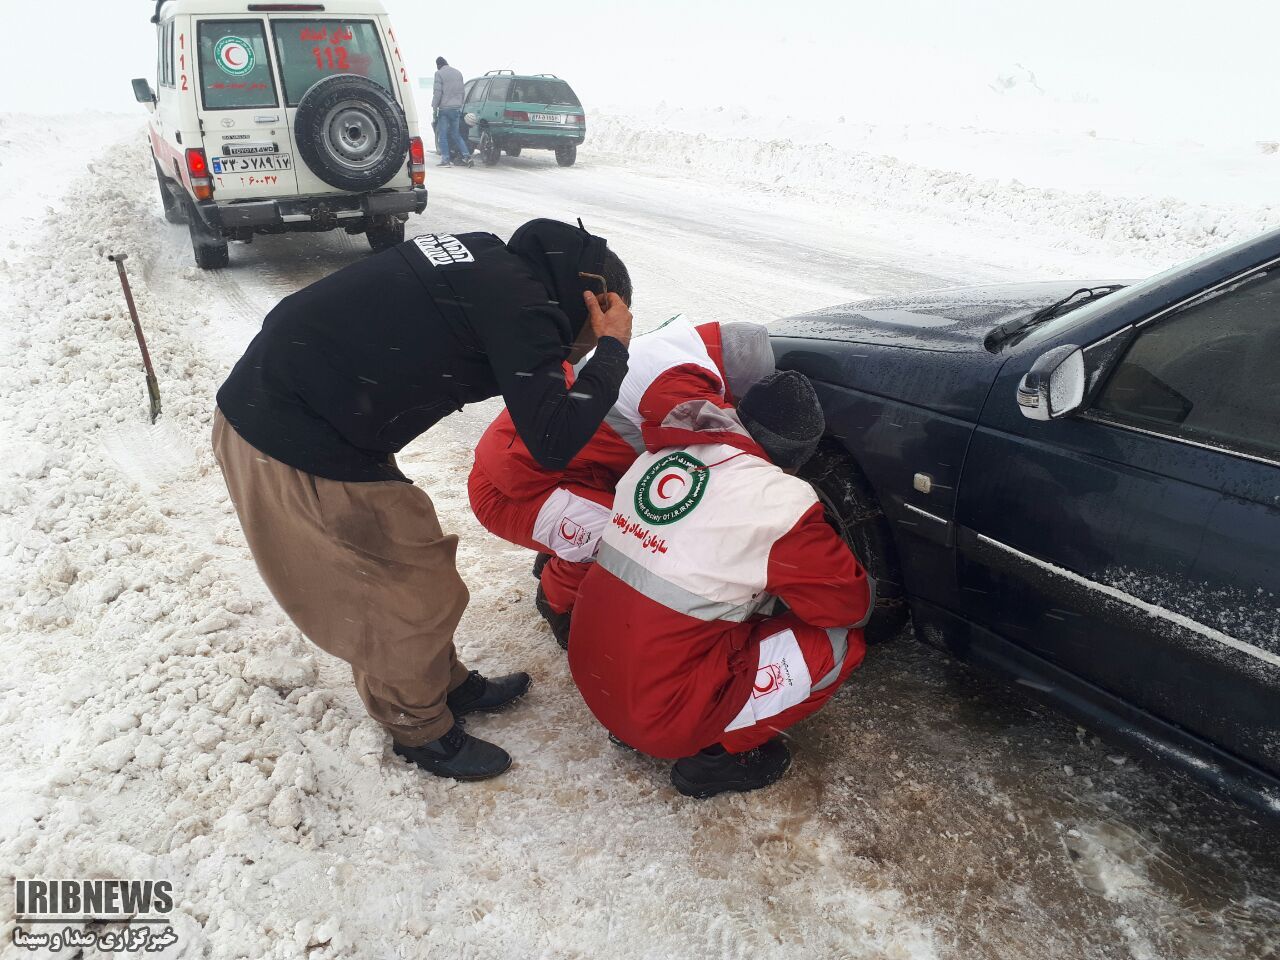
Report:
211,154,294,174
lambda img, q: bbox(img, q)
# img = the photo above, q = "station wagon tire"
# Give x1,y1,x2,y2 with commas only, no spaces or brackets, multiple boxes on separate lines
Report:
555,145,577,167
294,75,410,192
365,219,405,253
479,130,500,166
186,208,229,270
801,441,911,644
505,146,521,157
154,162,186,225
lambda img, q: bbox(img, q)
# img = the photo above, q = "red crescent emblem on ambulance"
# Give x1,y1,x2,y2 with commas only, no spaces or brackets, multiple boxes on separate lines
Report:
224,46,246,68
656,474,685,499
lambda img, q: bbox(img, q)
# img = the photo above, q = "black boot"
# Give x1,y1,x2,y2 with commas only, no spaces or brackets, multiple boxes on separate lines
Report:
532,552,553,581
670,740,792,798
535,585,572,650
393,722,511,781
446,669,531,716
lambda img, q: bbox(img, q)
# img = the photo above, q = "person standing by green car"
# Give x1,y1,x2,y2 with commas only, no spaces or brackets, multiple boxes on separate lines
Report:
432,56,472,167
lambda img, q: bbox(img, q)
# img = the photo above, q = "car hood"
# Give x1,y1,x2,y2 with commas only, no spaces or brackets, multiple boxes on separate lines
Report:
769,280,1128,422
771,281,1123,353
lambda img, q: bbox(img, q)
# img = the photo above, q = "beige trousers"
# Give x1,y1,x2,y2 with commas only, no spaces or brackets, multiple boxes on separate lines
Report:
212,409,470,746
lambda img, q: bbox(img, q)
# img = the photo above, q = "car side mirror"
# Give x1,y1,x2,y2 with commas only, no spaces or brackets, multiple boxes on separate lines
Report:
132,78,156,104
1017,344,1085,421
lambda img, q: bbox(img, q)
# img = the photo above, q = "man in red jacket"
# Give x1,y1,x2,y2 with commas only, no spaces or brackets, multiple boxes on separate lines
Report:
568,370,874,797
467,316,774,645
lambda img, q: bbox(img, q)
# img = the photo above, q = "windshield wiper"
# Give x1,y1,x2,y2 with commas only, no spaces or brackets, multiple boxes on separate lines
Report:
984,285,1125,351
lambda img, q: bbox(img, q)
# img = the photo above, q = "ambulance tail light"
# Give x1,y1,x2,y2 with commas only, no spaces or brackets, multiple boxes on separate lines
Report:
185,148,213,200
408,136,425,186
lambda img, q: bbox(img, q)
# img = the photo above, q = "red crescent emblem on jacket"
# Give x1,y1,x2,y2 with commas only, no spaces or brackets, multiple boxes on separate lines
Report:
656,474,686,499
753,664,783,697
560,518,585,542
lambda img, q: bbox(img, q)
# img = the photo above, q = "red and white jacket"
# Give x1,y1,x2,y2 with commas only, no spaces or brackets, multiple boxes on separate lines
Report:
471,318,733,504
568,372,874,759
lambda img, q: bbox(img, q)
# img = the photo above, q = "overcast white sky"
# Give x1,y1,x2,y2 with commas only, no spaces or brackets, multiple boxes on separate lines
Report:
0,0,1272,142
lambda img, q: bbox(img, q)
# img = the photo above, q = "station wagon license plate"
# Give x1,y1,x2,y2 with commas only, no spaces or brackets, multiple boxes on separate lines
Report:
530,113,567,124
211,154,294,174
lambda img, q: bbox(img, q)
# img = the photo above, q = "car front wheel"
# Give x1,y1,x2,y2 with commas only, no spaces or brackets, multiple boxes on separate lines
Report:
800,440,910,644
555,145,577,167
479,131,501,166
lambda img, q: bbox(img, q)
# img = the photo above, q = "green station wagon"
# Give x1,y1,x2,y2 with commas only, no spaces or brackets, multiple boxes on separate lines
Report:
461,71,586,167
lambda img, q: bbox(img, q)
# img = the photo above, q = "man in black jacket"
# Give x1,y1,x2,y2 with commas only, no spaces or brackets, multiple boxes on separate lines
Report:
213,219,633,781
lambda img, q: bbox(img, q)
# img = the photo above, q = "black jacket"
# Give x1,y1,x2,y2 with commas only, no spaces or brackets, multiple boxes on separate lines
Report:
216,221,629,482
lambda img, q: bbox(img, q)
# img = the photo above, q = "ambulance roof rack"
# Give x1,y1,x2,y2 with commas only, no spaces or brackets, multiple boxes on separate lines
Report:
484,70,515,77
533,74,560,79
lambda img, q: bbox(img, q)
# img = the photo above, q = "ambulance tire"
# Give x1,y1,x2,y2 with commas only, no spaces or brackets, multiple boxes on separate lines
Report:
155,162,187,224
187,207,229,270
294,75,410,192
800,441,910,645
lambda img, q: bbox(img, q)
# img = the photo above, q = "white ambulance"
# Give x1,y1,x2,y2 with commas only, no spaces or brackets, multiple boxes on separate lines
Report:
134,0,427,268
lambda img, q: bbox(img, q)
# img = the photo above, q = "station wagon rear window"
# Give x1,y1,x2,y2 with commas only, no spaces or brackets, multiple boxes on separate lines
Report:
197,21,278,110
272,20,392,107
508,79,580,107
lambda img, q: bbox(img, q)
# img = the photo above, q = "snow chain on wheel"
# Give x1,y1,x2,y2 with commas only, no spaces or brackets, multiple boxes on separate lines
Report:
294,75,409,192
479,130,500,166
800,440,911,644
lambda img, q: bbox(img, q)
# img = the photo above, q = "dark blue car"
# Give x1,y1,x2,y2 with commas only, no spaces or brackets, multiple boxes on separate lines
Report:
772,227,1280,814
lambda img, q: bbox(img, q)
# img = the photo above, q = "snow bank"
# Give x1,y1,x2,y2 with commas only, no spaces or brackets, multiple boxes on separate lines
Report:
587,108,1280,264
0,113,136,230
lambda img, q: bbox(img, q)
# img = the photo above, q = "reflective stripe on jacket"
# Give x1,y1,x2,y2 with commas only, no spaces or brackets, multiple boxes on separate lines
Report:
569,386,874,758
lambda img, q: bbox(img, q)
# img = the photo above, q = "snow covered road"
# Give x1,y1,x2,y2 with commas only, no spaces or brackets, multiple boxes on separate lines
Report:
1,116,1277,959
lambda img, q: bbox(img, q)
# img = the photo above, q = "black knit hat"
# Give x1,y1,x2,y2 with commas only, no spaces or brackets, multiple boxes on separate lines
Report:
507,218,609,337
737,371,825,470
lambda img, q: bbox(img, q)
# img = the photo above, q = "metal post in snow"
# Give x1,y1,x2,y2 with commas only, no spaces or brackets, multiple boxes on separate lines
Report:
106,253,162,424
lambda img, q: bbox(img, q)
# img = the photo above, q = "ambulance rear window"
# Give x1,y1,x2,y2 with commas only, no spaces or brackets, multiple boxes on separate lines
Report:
271,20,394,107
197,20,279,110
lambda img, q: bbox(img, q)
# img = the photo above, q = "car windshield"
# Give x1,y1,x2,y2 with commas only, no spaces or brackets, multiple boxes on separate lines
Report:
1019,238,1273,349
271,19,393,107
508,78,580,106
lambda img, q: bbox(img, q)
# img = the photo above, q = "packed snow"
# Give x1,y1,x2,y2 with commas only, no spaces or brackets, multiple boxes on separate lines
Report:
0,108,1277,960
587,108,1280,264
